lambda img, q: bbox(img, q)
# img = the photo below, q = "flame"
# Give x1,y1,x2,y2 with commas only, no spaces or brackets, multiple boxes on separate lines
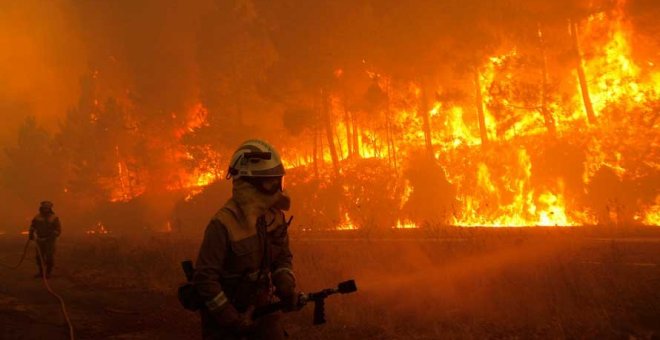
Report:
315,1,656,229
445,105,480,147
283,4,656,230
71,1,657,231
578,1,658,118
336,212,357,230
175,102,210,138
641,196,660,226
395,219,418,229
451,150,582,227
108,146,145,203
86,221,110,235
399,180,413,209
535,192,570,227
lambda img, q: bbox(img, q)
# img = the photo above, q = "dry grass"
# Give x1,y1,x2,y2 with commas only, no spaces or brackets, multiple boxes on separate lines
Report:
55,226,660,339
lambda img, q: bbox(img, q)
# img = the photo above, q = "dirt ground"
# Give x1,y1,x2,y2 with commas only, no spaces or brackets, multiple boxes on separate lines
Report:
0,239,195,339
1,226,659,339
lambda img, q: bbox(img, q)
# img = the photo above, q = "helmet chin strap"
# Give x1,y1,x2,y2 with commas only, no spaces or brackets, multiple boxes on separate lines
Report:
226,154,244,179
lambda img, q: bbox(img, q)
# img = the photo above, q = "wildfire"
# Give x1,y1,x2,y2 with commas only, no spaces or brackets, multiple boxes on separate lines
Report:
641,196,660,226
174,102,210,138
444,105,481,148
534,192,571,227
78,1,658,231
289,0,657,230
108,149,145,203
86,222,110,235
336,212,358,230
579,1,658,117
103,101,223,203
395,219,418,229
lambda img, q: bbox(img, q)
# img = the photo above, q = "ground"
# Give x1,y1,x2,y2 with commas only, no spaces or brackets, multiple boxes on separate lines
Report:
1,226,659,339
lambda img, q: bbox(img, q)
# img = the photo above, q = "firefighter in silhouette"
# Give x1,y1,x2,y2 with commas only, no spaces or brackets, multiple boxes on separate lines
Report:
193,140,298,339
29,201,62,278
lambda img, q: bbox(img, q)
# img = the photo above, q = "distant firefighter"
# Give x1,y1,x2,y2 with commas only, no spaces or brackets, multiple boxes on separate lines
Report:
193,140,298,339
29,201,62,278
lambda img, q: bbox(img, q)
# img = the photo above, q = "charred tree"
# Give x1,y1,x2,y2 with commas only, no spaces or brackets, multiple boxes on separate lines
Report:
385,85,398,171
322,90,340,175
312,126,319,178
474,69,489,145
343,110,352,157
419,84,434,155
352,111,360,157
343,95,353,157
385,109,393,166
335,125,345,161
538,23,557,136
570,20,597,125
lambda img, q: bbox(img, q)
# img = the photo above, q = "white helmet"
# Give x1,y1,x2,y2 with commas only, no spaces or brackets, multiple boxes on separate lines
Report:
226,139,285,179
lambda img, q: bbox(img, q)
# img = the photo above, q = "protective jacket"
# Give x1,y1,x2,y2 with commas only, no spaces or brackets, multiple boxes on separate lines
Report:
29,212,61,276
193,198,294,339
29,213,61,239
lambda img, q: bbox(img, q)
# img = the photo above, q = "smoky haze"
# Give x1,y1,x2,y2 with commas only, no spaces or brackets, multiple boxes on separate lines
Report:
0,0,658,233
0,0,598,138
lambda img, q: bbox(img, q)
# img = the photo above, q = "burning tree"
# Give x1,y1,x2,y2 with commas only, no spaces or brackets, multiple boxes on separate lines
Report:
0,0,658,232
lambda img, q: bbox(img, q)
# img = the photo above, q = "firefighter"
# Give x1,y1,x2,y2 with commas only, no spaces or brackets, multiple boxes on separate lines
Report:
29,201,62,278
193,140,298,340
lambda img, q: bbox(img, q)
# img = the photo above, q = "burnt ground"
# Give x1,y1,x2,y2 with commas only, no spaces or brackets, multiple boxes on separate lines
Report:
0,238,198,340
1,227,660,339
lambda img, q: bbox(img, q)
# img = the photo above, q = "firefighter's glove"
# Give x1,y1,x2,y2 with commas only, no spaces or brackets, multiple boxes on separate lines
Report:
234,306,256,335
273,271,300,311
215,304,255,335
281,291,301,312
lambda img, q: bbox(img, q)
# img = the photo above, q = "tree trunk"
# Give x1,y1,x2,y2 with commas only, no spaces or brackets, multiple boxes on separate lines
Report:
335,125,345,161
343,95,352,157
419,82,434,155
312,126,319,178
385,109,392,166
322,90,340,175
385,85,398,170
474,69,489,145
115,145,133,199
352,109,360,157
570,20,597,125
538,23,557,136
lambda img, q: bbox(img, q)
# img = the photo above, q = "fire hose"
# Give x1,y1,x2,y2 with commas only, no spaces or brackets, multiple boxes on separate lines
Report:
252,279,358,324
0,237,75,340
0,237,31,270
178,260,358,325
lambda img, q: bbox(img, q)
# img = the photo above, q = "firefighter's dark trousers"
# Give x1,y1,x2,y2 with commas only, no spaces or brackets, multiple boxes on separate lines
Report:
35,238,56,275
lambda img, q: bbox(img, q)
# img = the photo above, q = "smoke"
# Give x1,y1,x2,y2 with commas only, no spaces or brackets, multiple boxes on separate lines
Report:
0,0,210,145
0,0,86,147
1,0,652,144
